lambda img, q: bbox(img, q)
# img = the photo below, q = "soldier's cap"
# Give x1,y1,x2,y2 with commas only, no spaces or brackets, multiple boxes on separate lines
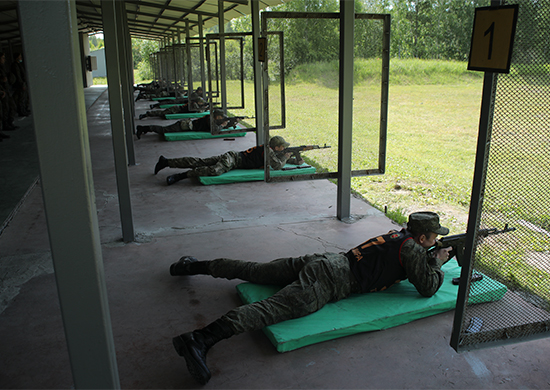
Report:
407,211,449,236
189,92,201,102
212,109,225,118
269,135,290,149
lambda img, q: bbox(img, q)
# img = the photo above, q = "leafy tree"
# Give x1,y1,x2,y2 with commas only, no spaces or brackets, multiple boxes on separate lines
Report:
88,35,104,51
132,38,160,81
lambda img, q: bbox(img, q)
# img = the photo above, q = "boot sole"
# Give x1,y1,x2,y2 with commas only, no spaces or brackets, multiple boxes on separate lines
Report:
172,336,211,385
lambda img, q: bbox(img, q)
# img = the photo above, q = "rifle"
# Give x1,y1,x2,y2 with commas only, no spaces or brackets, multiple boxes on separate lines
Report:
427,224,516,267
281,165,312,171
282,144,331,160
216,116,254,129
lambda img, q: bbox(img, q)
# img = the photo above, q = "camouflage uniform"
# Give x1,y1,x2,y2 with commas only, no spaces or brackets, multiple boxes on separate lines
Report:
143,104,191,119
199,227,447,334
167,146,287,178
170,211,450,385
208,253,360,333
137,114,227,139
137,119,192,136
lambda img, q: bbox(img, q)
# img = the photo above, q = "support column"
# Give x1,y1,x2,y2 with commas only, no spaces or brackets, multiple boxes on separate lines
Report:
198,15,207,93
218,0,227,112
102,0,135,242
18,0,120,388
115,0,136,165
337,0,354,221
186,19,193,94
251,0,264,146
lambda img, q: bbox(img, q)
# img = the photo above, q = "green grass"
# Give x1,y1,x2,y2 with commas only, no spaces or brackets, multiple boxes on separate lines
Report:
92,77,107,85
226,59,483,234
287,58,484,87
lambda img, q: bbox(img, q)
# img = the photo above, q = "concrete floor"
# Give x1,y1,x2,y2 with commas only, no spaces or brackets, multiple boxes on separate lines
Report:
1,87,550,389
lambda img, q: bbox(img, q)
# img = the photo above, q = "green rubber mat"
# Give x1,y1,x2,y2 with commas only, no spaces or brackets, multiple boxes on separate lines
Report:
165,112,210,119
164,129,246,141
151,96,177,100
198,164,316,185
236,261,507,352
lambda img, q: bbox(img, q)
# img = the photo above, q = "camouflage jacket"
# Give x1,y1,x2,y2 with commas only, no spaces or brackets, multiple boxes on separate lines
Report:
237,146,295,170
346,228,445,297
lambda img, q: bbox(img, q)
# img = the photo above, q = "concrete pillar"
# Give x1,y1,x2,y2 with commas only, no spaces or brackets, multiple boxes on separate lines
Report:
198,15,207,94
17,1,120,387
102,0,135,242
79,32,93,87
115,0,136,165
251,0,264,146
218,0,227,113
337,0,354,220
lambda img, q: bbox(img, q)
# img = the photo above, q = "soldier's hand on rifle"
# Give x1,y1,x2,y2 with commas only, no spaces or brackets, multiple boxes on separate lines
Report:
435,247,452,262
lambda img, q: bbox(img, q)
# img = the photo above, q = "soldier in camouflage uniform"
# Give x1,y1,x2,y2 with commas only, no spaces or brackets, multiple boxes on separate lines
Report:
138,92,206,120
135,109,228,139
154,135,302,186
149,87,206,109
169,211,452,385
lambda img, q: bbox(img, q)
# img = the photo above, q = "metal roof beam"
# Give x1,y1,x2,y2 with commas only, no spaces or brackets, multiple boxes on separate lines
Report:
124,0,217,18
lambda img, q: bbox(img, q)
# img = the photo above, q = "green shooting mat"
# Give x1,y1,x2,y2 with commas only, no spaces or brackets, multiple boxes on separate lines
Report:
165,112,210,119
151,96,177,100
198,164,316,185
160,104,183,108
164,128,246,141
236,261,507,352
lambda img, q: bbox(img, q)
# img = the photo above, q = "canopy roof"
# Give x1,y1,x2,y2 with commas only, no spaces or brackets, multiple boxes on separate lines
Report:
0,0,283,46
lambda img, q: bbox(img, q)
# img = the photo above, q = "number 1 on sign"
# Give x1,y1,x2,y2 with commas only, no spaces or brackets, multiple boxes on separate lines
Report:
484,22,495,60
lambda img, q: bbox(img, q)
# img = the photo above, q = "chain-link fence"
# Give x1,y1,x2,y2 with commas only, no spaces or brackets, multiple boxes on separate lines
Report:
455,0,550,350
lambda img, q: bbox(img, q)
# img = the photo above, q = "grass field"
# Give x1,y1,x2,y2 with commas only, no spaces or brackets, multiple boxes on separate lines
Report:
225,59,484,233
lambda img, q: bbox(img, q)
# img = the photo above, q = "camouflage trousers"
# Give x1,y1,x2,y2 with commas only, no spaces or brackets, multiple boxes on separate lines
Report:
204,253,361,334
168,150,241,178
145,105,183,118
142,119,191,134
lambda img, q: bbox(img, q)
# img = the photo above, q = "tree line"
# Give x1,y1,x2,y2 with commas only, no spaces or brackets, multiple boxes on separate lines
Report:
94,0,549,82
226,0,491,80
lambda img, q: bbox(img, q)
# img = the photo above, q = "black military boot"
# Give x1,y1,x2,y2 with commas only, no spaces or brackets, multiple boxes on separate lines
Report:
169,256,209,276
139,113,147,120
154,155,169,174
166,172,188,185
172,319,235,385
136,125,149,139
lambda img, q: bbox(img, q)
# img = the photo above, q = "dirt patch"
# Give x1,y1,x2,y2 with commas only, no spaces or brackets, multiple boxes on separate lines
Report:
526,251,550,274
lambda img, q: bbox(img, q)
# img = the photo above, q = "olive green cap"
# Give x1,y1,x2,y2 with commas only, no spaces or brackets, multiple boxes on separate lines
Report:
407,211,449,235
269,135,290,148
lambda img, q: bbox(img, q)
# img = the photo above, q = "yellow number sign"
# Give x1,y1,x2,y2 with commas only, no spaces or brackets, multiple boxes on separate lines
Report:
468,4,519,73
